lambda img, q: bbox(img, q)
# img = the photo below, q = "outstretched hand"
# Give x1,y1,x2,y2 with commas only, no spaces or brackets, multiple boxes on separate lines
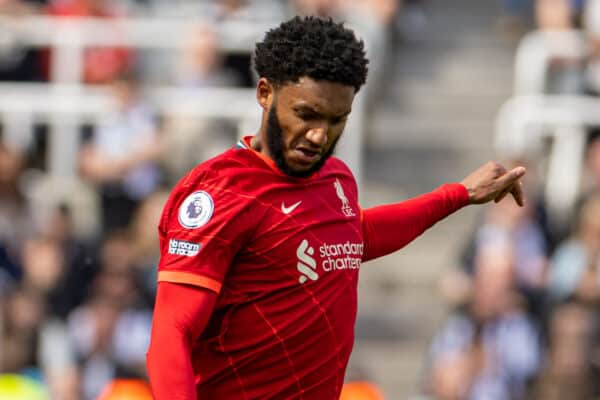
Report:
460,161,526,206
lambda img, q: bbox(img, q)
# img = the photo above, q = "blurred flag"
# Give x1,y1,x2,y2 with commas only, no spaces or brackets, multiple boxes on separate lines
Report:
96,379,153,400
0,374,50,400
340,381,385,400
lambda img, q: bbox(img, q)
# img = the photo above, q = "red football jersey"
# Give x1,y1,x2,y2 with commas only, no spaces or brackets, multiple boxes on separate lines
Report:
158,137,363,399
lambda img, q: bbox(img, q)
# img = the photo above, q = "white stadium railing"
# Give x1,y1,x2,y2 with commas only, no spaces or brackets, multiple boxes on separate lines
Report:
513,29,588,95
0,15,374,184
0,16,278,82
495,95,600,227
496,29,595,227
0,83,261,176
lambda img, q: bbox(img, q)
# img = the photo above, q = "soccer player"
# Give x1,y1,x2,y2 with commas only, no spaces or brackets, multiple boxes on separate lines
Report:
146,16,525,399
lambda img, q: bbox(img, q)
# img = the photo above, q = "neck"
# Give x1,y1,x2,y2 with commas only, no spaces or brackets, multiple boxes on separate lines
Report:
249,135,263,153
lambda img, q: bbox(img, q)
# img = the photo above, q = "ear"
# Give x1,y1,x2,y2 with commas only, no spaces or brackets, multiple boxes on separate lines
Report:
256,78,274,110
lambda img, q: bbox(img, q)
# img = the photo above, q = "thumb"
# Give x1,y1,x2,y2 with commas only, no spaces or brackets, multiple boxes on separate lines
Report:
498,166,526,187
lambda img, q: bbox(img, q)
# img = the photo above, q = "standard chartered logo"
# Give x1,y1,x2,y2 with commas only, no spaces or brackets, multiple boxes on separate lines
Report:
296,239,318,284
296,239,364,284
320,241,363,271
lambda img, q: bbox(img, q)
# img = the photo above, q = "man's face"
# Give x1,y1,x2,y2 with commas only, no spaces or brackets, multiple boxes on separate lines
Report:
263,77,355,177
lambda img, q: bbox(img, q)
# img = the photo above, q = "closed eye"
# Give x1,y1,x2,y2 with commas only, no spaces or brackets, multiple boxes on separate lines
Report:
331,116,347,125
297,110,319,121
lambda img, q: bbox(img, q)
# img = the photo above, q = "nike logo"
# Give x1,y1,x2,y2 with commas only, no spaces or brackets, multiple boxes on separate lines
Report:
281,201,302,215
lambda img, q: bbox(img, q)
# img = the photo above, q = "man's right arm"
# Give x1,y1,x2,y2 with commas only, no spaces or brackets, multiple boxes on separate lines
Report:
146,282,217,400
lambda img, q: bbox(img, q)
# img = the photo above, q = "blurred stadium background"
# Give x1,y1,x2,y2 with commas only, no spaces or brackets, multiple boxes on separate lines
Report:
2,0,600,399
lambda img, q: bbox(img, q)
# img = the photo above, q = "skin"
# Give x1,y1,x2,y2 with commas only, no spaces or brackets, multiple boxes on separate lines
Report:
253,76,353,176
252,75,526,206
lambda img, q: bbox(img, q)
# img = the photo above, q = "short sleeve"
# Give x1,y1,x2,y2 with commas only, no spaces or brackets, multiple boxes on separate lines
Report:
157,171,255,294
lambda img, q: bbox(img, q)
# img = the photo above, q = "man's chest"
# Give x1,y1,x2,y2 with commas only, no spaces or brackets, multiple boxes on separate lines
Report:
228,176,363,290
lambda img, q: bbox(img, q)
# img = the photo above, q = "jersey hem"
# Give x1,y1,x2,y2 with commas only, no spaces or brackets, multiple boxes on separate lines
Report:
157,271,222,293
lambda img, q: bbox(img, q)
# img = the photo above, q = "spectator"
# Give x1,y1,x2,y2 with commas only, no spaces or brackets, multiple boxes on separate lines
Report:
40,230,153,400
498,0,531,38
0,141,31,288
213,0,285,22
426,348,484,400
38,316,80,400
291,0,346,18
0,0,40,16
79,72,164,234
355,0,400,26
16,231,89,399
476,200,548,291
20,236,65,299
40,204,99,319
548,192,600,304
424,240,541,399
0,286,45,374
0,0,45,82
581,131,600,197
536,0,587,94
291,0,400,25
174,24,242,88
536,0,574,30
395,0,429,42
129,190,168,298
162,25,240,181
442,160,551,320
584,0,600,94
185,2,285,88
529,302,600,399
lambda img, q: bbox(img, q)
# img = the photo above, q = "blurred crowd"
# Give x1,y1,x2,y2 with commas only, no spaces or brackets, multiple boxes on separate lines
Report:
418,2,600,399
4,0,600,399
420,155,600,399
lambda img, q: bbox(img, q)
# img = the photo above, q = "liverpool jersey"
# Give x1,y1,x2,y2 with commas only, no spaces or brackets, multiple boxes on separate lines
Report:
157,136,364,399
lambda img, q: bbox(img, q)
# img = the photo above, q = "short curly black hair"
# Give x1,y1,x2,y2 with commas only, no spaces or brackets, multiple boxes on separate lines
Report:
254,16,368,92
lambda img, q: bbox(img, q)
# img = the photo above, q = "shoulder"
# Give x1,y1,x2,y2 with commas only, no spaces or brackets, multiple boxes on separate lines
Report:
160,149,258,226
177,148,257,192
323,156,355,178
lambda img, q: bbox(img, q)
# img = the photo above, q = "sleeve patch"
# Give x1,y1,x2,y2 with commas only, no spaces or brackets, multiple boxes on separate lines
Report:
178,191,214,229
168,239,202,257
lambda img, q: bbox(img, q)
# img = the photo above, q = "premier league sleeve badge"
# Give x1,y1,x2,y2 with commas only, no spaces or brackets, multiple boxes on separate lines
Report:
178,191,214,229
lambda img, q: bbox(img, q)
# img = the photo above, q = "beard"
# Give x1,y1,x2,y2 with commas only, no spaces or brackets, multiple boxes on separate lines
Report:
266,104,339,178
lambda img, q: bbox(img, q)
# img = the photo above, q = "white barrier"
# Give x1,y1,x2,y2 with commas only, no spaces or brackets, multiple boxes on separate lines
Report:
513,29,588,95
0,15,374,184
502,29,592,226
0,83,261,176
495,94,600,225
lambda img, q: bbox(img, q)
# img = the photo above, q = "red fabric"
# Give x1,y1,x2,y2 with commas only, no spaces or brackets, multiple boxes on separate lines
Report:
361,183,470,261
155,137,363,398
146,282,217,400
150,137,469,399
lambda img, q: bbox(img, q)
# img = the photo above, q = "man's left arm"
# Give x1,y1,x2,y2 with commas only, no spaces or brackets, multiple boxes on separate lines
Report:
362,161,526,262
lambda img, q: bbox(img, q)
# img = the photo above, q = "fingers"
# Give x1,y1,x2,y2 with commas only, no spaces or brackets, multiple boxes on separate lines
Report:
495,166,524,194
494,187,509,203
493,172,525,206
510,180,525,207
463,162,526,206
493,182,524,206
497,166,526,187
